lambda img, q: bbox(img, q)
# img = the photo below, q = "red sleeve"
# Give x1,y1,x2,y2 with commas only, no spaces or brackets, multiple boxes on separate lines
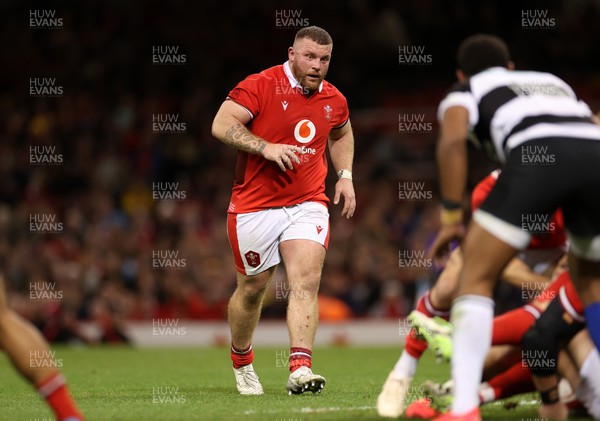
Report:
553,208,564,233
471,170,500,211
333,94,350,129
227,74,262,119
533,271,569,307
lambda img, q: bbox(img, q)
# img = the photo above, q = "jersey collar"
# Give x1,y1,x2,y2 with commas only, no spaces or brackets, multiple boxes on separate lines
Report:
283,61,323,93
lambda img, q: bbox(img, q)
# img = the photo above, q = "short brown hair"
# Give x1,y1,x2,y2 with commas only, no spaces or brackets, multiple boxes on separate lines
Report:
295,26,332,45
457,34,510,77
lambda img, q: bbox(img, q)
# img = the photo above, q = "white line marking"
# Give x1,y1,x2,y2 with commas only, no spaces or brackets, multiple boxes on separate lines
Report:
243,399,539,415
244,405,375,415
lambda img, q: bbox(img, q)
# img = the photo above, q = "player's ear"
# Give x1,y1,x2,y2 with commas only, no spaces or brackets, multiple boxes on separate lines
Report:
288,46,295,62
507,61,515,70
455,69,467,83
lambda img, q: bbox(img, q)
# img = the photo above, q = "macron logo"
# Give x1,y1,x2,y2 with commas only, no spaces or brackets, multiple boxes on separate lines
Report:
316,225,323,235
282,101,289,111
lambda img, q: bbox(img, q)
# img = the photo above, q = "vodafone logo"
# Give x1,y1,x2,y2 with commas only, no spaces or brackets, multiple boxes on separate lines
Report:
293,119,316,144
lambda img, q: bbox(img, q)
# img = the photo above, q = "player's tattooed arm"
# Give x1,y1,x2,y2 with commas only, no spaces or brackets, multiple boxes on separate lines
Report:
224,122,302,171
212,100,303,170
212,100,267,155
224,123,267,155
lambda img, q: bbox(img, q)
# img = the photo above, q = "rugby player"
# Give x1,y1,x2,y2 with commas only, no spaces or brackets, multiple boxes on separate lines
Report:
429,34,600,420
0,275,83,420
409,270,600,419
212,26,356,395
377,169,564,417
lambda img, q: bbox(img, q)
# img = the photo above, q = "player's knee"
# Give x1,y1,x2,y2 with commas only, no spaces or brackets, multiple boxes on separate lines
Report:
286,264,321,290
289,272,321,295
522,327,559,376
236,274,270,304
304,272,322,291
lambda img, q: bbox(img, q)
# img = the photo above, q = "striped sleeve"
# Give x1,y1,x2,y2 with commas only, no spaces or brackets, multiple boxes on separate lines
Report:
437,82,479,129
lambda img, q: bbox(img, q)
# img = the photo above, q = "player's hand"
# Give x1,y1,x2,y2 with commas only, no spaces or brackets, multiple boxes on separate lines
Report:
334,178,355,218
429,223,465,260
260,143,303,171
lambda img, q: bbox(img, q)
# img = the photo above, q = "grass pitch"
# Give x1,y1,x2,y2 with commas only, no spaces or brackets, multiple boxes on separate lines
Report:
0,346,591,420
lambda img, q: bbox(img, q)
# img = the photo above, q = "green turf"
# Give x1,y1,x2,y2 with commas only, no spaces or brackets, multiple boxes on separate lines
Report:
0,346,591,420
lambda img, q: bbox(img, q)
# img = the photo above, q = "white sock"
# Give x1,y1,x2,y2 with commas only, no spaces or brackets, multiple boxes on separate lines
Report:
478,382,495,404
391,351,417,379
450,295,494,414
578,348,600,419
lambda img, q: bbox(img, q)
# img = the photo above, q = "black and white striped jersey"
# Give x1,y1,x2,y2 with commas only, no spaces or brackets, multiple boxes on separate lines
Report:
437,67,600,163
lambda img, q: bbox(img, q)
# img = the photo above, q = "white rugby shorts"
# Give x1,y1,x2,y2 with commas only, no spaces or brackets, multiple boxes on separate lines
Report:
227,201,329,276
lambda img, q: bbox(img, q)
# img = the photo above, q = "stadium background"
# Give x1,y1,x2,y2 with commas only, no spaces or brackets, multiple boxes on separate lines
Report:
2,0,600,344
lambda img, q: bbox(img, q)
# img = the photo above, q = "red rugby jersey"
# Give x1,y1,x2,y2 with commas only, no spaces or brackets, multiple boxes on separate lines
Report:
530,270,569,312
226,61,349,214
560,273,585,320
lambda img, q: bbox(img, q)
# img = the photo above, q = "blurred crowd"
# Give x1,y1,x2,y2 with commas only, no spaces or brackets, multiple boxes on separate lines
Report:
1,0,599,342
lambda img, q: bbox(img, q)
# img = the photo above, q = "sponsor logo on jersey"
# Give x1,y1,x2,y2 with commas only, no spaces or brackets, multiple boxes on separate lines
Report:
300,146,316,155
293,119,316,144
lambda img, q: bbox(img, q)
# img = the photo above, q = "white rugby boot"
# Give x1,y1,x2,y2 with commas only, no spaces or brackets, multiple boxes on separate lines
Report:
233,363,264,395
377,373,413,417
286,366,326,395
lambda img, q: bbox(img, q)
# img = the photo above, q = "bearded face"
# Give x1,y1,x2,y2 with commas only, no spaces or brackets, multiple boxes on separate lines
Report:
288,38,332,94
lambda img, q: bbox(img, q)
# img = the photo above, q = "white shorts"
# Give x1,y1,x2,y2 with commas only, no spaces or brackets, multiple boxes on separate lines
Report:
227,201,330,276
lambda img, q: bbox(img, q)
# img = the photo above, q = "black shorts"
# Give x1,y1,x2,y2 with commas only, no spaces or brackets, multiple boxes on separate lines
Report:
477,137,600,259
